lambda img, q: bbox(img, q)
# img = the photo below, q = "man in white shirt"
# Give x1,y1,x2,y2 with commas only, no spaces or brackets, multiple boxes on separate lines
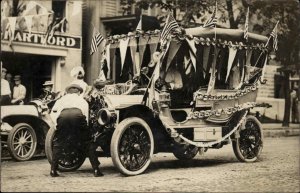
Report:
50,84,89,126
50,83,103,177
1,67,11,105
11,75,26,105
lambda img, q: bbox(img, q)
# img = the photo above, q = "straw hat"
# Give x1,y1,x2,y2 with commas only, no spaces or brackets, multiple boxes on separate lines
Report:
65,83,83,93
14,75,21,81
43,80,54,86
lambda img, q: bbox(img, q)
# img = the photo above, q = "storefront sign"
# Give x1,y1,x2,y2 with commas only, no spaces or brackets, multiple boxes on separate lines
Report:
2,31,81,49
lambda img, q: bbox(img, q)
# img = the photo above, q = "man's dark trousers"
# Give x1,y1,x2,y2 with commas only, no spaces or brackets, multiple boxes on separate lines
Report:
51,108,100,171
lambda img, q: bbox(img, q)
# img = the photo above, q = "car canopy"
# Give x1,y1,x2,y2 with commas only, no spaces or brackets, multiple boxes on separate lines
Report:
185,27,268,44
99,26,270,92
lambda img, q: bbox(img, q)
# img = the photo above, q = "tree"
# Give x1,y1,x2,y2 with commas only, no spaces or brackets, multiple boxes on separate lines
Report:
249,0,300,126
121,0,300,125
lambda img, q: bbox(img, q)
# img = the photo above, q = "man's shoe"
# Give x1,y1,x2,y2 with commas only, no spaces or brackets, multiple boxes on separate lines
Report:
50,170,59,177
94,169,104,177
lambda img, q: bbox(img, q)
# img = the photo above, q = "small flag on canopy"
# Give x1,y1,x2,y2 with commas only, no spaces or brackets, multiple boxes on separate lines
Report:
136,15,142,31
244,7,249,40
203,2,217,28
160,12,180,45
270,21,279,51
90,27,104,55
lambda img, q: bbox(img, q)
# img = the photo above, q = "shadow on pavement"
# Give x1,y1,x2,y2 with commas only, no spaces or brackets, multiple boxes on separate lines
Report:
149,158,237,171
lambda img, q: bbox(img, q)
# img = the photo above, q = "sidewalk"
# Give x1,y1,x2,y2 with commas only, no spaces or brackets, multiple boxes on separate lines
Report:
262,123,300,137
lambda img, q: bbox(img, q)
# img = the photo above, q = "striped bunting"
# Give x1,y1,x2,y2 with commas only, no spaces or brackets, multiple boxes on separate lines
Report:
160,12,180,44
90,28,104,55
270,22,279,51
203,2,217,28
244,7,249,40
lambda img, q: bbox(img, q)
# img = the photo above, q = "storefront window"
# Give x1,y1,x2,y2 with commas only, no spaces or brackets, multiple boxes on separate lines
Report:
1,52,54,101
52,0,66,19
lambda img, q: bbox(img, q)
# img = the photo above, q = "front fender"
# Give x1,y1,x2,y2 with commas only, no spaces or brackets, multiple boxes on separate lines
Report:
1,105,39,119
1,106,54,145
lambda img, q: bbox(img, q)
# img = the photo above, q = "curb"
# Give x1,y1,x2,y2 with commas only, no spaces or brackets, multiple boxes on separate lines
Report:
263,127,300,137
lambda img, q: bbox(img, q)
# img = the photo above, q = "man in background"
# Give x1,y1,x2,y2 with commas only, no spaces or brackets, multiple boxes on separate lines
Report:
39,80,56,101
1,67,11,105
11,75,26,105
5,72,14,92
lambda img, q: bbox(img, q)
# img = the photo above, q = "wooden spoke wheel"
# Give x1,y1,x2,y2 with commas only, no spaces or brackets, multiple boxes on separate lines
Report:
45,128,86,172
111,117,154,176
232,115,263,162
7,123,37,161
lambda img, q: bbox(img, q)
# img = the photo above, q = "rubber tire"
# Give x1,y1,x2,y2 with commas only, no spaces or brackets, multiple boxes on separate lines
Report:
45,127,86,172
7,123,37,161
110,117,154,176
232,115,263,162
173,145,198,160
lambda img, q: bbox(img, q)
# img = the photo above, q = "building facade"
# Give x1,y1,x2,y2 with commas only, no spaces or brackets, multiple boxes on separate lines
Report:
1,0,82,100
82,0,162,84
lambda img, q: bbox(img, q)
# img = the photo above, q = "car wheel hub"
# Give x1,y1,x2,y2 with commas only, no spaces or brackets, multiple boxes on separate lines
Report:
19,137,27,145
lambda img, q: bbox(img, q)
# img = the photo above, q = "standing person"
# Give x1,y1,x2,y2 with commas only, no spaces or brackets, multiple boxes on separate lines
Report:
49,83,103,177
5,72,14,92
1,67,11,105
70,66,88,97
11,75,26,105
291,88,299,123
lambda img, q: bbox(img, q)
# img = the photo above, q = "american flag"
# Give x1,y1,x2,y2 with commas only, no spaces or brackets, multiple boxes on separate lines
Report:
244,7,249,40
270,21,279,51
160,12,180,44
203,2,218,28
90,27,104,55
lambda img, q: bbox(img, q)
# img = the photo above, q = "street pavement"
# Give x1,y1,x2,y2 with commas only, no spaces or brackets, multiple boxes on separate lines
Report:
1,136,299,192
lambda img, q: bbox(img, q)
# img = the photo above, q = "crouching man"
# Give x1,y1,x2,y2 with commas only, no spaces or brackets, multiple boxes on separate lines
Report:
49,83,103,177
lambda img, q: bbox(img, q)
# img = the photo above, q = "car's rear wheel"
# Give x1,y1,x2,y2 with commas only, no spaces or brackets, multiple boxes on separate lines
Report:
111,117,154,176
232,115,263,162
7,123,37,161
45,128,86,172
173,144,198,160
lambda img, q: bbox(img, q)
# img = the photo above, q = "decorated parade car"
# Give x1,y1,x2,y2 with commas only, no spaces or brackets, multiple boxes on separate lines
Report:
45,23,272,175
1,98,55,161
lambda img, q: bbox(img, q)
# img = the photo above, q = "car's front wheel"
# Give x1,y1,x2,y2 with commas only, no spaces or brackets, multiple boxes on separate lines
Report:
111,117,154,176
7,123,37,161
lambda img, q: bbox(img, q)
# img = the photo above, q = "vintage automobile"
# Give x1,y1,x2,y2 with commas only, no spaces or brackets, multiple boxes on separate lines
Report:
45,26,269,175
1,98,55,161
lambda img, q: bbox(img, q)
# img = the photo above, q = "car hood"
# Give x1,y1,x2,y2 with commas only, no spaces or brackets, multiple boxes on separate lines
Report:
103,95,144,110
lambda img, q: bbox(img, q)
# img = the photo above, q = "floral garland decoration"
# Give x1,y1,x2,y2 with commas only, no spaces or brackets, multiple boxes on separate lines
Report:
187,102,257,120
174,110,248,148
193,82,260,101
